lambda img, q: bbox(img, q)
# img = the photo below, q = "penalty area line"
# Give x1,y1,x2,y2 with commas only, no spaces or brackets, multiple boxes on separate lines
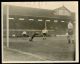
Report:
3,46,47,61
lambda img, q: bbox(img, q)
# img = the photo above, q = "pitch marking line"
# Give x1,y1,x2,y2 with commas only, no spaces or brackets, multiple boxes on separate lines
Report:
3,46,48,61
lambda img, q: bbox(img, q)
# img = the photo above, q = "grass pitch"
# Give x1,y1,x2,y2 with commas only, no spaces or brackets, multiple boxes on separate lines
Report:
3,36,75,61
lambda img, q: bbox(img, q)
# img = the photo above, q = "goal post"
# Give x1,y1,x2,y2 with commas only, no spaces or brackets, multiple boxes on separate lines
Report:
6,5,9,48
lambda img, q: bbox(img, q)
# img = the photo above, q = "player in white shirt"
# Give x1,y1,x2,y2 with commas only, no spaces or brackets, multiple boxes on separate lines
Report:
22,31,28,37
12,34,16,38
67,21,73,44
42,28,48,40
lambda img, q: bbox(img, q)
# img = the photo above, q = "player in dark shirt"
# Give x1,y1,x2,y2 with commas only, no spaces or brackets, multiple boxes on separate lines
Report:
29,32,39,41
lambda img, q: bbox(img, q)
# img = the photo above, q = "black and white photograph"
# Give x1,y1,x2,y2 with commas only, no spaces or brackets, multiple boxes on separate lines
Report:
1,1,79,63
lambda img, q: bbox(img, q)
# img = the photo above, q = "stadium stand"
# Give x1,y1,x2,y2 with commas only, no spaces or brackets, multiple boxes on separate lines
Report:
3,5,75,37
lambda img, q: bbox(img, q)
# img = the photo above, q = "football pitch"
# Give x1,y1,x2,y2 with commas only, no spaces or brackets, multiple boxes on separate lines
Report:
3,36,75,61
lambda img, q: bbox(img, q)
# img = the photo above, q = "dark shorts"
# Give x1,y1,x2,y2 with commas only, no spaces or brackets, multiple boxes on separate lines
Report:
68,29,73,35
22,34,27,37
43,33,47,36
